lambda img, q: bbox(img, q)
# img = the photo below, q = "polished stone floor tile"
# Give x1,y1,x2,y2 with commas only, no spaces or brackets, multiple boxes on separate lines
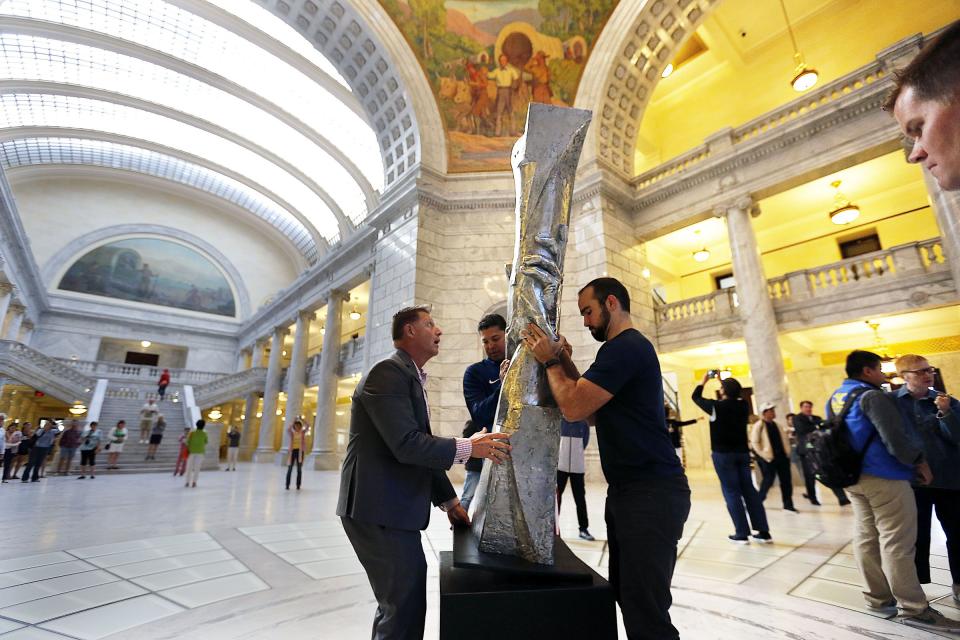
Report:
129,559,248,591
0,617,23,634
0,571,118,608
0,561,97,590
0,581,146,624
37,595,184,640
108,549,235,580
82,540,222,569
0,627,73,639
791,577,893,618
158,572,268,608
0,555,74,575
297,557,365,580
68,533,211,559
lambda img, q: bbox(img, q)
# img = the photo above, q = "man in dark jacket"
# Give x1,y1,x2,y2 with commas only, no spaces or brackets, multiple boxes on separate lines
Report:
461,313,507,510
793,400,850,506
337,306,510,640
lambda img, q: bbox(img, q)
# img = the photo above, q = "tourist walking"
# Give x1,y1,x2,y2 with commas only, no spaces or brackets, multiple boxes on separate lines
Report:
2,421,21,482
184,420,207,488
57,420,83,475
225,425,240,471
78,422,102,479
750,403,796,512
157,368,171,401
138,397,158,444
146,414,165,460
174,426,189,476
106,420,127,469
557,418,594,540
285,420,306,490
22,422,58,483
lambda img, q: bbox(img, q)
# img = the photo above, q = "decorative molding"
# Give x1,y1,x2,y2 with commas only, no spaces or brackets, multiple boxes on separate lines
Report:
39,224,252,320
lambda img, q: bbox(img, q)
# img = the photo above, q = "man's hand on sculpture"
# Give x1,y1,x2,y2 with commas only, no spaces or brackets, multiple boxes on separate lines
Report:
521,322,562,364
499,358,510,381
447,503,471,528
469,428,512,464
558,334,572,357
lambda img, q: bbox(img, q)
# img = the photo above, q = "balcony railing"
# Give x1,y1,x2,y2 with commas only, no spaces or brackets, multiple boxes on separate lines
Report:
0,340,95,401
193,367,268,406
656,238,951,341
56,359,225,384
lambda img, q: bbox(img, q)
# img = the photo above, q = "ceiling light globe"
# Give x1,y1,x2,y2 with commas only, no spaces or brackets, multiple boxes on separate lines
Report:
791,66,818,92
829,205,860,225
693,248,710,263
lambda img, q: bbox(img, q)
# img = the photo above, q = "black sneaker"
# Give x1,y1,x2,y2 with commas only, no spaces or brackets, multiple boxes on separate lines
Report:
77,476,85,480
751,532,773,544
728,535,750,545
579,529,596,541
899,607,960,632
838,498,851,506
784,506,798,513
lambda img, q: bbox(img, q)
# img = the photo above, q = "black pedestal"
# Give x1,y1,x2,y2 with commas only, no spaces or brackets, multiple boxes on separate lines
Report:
439,541,617,640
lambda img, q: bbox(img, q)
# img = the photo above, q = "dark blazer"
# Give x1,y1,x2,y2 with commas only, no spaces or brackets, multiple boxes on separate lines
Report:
336,349,458,531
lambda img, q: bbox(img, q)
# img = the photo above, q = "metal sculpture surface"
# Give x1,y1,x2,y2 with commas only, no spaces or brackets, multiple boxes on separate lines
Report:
471,103,592,565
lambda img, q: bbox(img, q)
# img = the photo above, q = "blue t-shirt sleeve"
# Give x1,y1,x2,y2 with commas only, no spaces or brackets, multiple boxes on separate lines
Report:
582,339,641,396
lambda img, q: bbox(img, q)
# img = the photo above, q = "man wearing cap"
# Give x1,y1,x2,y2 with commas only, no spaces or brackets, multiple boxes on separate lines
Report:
750,403,796,512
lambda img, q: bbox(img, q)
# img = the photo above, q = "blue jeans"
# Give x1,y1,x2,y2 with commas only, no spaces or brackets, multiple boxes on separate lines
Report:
461,470,481,510
711,451,769,538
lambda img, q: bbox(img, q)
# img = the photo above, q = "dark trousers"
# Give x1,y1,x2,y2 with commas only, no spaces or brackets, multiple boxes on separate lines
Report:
158,384,167,400
914,486,960,585
341,516,426,640
1,449,14,480
606,474,690,640
21,447,49,482
286,449,303,489
557,470,589,530
711,451,769,538
757,456,794,509
800,454,849,504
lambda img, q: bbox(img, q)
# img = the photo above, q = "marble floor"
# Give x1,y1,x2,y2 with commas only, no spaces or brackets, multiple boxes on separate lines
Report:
0,465,955,639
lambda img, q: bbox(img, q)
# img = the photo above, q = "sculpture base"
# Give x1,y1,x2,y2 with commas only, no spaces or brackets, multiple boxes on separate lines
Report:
439,549,616,640
452,525,590,582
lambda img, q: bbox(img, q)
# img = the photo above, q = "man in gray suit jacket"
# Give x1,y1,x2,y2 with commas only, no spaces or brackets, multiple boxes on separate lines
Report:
338,306,511,640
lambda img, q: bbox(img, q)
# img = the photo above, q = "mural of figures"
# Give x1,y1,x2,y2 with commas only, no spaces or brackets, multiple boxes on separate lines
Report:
380,0,617,171
58,238,236,317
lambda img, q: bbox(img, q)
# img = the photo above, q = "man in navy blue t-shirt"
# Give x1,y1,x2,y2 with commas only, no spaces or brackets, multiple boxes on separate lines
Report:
523,276,690,640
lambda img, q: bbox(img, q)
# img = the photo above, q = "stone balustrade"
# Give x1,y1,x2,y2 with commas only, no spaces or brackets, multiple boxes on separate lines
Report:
57,359,224,384
193,367,268,407
656,238,953,351
0,340,94,401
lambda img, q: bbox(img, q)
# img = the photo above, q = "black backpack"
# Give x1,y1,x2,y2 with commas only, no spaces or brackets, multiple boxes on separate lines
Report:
804,387,877,489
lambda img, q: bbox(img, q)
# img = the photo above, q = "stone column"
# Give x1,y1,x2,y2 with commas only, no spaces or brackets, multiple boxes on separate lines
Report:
253,326,288,461
312,290,347,469
922,170,960,291
18,321,34,345
717,196,790,411
236,347,251,373
0,283,13,333
278,310,313,460
3,303,25,341
239,392,259,460
251,339,266,368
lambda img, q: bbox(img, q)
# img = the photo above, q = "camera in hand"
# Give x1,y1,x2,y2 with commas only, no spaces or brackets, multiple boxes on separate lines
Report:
707,369,720,379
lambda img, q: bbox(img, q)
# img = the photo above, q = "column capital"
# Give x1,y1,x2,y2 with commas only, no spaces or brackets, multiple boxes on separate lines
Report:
295,309,317,323
713,194,759,218
7,302,25,314
271,325,289,339
20,320,34,330
327,289,351,304
0,282,13,295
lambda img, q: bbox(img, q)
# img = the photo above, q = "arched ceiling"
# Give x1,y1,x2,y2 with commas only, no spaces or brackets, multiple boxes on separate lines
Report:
0,0,388,263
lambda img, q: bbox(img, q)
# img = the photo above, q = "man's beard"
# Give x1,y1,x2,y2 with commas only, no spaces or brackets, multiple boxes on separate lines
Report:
589,306,611,343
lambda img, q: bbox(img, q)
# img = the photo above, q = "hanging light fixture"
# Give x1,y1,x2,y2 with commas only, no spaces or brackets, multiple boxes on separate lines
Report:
68,403,87,416
865,320,898,375
140,340,152,348
349,306,362,321
320,325,326,335
828,180,860,225
691,229,709,262
779,0,818,92
207,407,223,421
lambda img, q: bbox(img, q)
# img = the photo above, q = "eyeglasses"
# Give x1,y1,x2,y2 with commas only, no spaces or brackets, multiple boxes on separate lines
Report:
901,367,937,375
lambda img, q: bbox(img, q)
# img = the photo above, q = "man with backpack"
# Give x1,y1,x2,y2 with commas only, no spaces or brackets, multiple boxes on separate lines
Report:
830,350,958,632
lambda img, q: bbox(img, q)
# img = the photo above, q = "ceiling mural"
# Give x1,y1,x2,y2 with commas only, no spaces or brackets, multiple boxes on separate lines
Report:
58,238,237,317
380,0,618,172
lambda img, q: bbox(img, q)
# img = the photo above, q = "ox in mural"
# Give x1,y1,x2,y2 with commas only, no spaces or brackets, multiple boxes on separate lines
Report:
380,0,616,171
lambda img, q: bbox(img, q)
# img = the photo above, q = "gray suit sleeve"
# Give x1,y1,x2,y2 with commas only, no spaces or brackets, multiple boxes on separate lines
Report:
860,390,923,465
360,361,457,470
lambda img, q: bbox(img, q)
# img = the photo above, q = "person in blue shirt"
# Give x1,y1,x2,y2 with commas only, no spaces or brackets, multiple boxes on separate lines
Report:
829,350,959,633
893,354,960,605
461,313,506,510
523,277,688,640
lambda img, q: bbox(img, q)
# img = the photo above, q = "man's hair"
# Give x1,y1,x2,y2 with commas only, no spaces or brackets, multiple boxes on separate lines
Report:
895,353,929,375
579,277,631,312
799,400,813,408
117,420,125,426
89,421,98,428
883,20,960,111
195,419,206,430
845,350,882,379
720,377,742,400
392,306,430,341
477,313,506,332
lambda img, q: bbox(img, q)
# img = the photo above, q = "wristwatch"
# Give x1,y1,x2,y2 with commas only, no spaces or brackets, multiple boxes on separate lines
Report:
543,358,561,369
